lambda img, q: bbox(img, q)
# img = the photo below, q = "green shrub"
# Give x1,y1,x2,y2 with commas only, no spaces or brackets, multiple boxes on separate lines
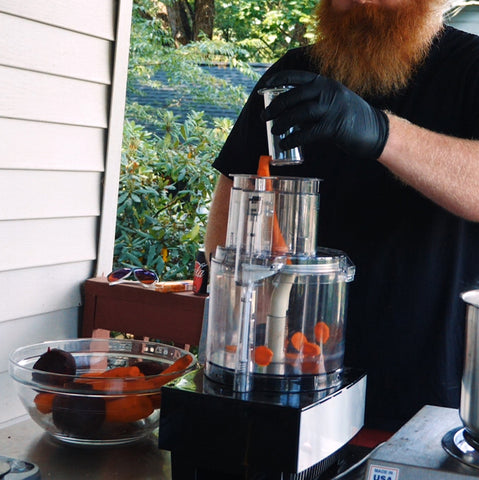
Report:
114,112,232,279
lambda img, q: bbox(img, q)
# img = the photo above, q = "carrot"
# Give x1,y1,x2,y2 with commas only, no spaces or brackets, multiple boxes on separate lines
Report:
257,155,272,177
146,354,194,389
160,354,193,376
314,321,330,344
116,377,152,392
75,366,145,392
105,395,154,423
290,332,321,356
34,392,56,414
302,342,321,356
254,345,274,367
257,156,289,254
291,332,308,351
301,358,320,374
92,366,142,378
225,344,237,353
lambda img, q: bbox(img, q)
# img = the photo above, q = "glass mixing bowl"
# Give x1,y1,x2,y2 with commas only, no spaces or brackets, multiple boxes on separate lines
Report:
9,338,197,446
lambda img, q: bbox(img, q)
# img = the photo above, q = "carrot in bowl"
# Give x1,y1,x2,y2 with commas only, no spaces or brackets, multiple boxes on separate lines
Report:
147,354,194,389
105,395,154,423
34,392,56,414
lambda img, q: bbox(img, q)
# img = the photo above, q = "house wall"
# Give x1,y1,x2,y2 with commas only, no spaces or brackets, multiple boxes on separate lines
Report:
0,0,132,427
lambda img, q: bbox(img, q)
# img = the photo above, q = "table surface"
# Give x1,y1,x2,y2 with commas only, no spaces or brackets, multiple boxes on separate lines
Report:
0,416,374,479
0,418,171,479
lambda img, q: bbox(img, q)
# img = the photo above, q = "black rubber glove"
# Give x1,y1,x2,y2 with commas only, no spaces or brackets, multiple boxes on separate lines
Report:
262,70,389,159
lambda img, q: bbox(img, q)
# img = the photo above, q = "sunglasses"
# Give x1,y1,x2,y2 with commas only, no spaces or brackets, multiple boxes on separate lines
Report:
107,268,158,287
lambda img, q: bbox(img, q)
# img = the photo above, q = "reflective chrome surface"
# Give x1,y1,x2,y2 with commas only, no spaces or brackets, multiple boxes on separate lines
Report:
460,290,479,440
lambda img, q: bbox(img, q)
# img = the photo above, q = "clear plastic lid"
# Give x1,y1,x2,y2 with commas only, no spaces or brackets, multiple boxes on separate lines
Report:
281,248,355,282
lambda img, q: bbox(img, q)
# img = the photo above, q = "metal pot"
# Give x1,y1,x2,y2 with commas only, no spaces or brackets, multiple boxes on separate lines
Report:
460,290,479,440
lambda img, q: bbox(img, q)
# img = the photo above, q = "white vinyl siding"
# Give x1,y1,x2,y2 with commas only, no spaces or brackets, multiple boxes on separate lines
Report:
0,0,132,426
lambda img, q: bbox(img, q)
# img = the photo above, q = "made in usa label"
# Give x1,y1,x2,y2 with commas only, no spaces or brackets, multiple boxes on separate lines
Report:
367,464,400,480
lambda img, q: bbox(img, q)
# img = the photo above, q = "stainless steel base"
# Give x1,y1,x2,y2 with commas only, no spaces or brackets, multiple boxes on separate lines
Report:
364,405,479,479
443,428,479,470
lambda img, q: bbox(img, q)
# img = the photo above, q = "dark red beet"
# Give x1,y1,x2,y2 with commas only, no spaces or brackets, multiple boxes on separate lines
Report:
32,348,76,386
52,384,105,436
130,359,164,376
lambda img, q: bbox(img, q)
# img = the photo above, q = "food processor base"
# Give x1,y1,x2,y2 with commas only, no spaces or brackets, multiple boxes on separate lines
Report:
158,367,366,480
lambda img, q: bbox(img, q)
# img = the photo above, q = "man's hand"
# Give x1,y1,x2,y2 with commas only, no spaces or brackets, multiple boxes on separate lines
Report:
262,70,389,159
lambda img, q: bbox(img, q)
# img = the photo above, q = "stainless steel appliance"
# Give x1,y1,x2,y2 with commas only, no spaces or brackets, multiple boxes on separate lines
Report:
158,174,366,479
442,290,479,470
359,290,479,480
362,405,479,480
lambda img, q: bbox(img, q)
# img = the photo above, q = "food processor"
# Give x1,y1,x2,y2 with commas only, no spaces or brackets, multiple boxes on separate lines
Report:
158,173,366,479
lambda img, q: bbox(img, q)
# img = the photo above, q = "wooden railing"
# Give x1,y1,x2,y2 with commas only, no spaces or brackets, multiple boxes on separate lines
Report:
81,277,207,349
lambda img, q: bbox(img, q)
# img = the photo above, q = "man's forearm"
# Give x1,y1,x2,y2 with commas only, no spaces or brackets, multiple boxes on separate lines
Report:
379,113,479,222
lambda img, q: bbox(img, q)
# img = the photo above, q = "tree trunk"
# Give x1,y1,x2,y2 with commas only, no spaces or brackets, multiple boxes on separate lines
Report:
193,0,215,40
291,23,307,47
166,0,194,45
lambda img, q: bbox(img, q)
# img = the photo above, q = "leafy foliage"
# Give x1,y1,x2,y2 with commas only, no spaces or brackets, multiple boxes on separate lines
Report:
113,2,261,279
115,114,232,279
215,0,318,62
114,0,316,279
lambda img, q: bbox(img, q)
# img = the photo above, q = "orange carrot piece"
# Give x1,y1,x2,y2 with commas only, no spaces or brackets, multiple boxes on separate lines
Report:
160,354,193,376
225,344,237,353
254,345,274,367
146,354,194,389
302,342,321,357
117,377,152,392
301,358,320,374
257,155,272,177
34,392,56,414
291,332,308,351
257,156,289,254
314,322,330,344
105,395,154,423
75,366,144,392
94,366,142,378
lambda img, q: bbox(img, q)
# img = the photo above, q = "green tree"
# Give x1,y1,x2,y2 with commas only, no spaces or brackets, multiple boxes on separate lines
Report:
114,0,317,279
114,1,259,279
115,113,232,279
215,0,318,62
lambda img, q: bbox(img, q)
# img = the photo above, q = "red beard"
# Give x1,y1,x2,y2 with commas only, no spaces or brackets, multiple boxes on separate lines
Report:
311,0,444,97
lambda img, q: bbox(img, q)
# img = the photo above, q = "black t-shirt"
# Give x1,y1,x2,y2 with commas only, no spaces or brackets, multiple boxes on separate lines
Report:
213,26,479,430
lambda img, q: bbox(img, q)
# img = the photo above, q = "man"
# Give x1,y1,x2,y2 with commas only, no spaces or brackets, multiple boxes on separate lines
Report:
205,0,479,430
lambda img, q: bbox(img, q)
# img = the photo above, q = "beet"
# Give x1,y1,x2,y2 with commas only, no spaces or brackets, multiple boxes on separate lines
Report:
32,348,76,386
52,384,105,436
130,359,164,376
